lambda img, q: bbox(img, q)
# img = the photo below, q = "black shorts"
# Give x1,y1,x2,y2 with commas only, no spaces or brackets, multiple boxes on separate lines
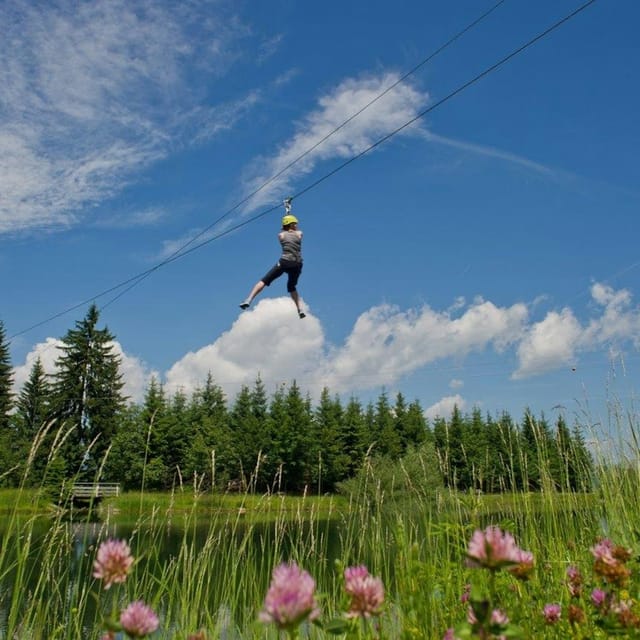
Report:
261,259,303,292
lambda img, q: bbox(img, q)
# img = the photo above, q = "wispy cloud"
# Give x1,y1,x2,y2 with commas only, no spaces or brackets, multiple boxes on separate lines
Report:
0,0,255,236
240,72,430,213
424,131,558,176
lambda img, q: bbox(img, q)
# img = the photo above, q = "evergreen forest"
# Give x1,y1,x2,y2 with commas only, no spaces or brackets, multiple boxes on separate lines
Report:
0,307,593,495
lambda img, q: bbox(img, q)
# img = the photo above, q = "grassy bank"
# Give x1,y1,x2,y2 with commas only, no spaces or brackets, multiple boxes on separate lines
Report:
1,441,639,637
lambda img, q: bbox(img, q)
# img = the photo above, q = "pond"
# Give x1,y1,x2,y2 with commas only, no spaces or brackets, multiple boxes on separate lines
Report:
0,508,350,637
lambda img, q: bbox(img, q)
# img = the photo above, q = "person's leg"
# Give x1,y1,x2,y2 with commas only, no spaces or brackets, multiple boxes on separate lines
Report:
240,263,283,309
289,290,305,318
286,265,305,318
240,281,266,309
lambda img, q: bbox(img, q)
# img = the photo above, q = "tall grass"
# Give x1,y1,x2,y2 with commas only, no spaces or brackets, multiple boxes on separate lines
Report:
1,406,640,638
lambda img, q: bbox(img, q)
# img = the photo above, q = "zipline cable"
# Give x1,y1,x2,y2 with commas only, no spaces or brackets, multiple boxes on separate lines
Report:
108,0,600,287
9,0,508,339
98,0,509,312
10,0,597,340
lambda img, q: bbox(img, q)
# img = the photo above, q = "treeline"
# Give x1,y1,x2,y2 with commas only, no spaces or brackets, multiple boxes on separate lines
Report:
0,307,593,494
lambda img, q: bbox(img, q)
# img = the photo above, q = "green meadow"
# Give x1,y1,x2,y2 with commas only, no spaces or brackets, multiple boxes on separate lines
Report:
1,432,639,639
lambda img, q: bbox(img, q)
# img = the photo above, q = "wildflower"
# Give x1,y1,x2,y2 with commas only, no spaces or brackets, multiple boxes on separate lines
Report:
490,609,509,625
543,603,561,624
508,548,534,580
568,604,585,625
443,628,458,640
120,601,159,637
460,583,471,603
344,565,385,618
93,539,134,589
591,539,616,565
259,562,320,631
566,565,583,597
466,526,522,571
591,588,606,608
591,540,632,587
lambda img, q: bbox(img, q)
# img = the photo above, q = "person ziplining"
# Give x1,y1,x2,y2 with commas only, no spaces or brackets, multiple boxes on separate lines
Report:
239,198,306,318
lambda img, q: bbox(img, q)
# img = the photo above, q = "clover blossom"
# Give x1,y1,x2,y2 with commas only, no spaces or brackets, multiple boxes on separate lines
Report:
259,562,320,631
591,588,606,608
120,600,159,637
566,565,583,597
344,565,385,618
466,526,522,571
543,603,561,624
508,548,534,580
93,539,134,589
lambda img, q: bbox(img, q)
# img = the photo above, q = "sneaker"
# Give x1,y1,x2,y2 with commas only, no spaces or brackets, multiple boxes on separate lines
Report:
239,301,250,310
298,311,306,319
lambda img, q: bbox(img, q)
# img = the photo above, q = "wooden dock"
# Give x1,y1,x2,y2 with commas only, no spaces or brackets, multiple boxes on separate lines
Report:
71,483,121,504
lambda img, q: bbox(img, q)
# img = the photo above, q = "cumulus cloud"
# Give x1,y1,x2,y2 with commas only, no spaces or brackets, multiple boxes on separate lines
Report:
12,338,64,391
165,296,528,399
0,0,254,235
425,395,466,421
165,297,325,397
513,283,640,378
14,283,640,406
12,339,155,403
240,72,429,212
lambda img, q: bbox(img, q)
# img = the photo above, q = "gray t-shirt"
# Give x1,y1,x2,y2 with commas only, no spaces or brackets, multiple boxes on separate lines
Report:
279,230,303,263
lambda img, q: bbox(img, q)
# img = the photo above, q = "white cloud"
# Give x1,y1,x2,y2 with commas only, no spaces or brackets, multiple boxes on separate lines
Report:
425,395,466,421
240,72,429,212
513,283,640,378
14,284,640,407
165,296,528,399
12,338,155,403
108,343,159,403
12,338,63,391
424,132,558,176
165,297,325,398
0,0,254,235
314,299,528,392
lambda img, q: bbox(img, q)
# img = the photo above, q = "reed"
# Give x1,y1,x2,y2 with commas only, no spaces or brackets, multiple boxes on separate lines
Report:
0,405,638,638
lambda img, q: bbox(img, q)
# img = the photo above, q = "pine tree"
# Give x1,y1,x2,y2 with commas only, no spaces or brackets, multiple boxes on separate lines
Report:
13,357,52,484
569,424,594,491
0,320,13,434
265,381,313,493
463,407,489,491
404,399,429,448
188,373,230,488
229,385,258,489
310,387,344,492
138,376,172,490
51,304,126,480
447,405,466,489
103,404,147,489
374,390,401,459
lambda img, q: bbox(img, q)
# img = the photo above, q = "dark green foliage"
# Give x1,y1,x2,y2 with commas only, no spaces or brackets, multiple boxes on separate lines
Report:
50,304,126,480
264,381,313,493
310,387,345,492
0,321,14,485
5,308,595,494
0,321,12,432
337,440,443,504
13,357,53,485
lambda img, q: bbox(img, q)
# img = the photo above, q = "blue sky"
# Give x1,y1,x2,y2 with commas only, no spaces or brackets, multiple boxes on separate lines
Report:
3,0,639,431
